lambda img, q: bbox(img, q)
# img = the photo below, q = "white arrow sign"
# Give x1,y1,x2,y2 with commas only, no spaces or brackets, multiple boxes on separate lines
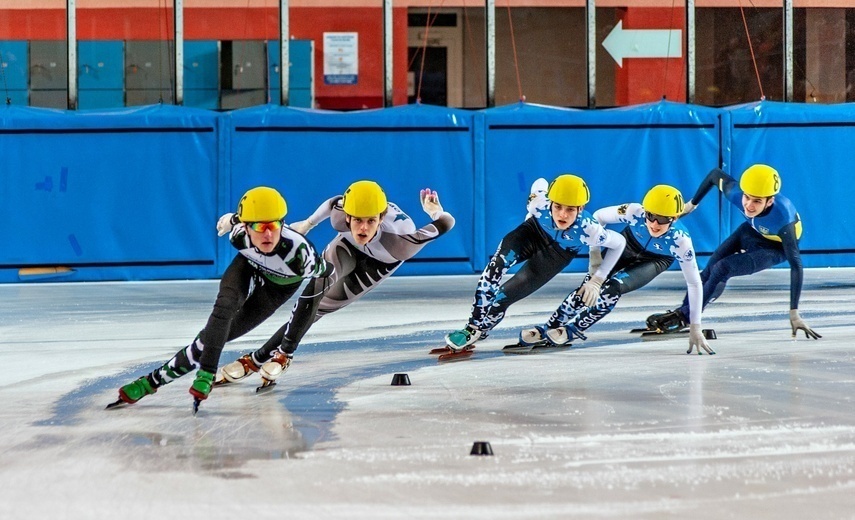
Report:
602,20,682,67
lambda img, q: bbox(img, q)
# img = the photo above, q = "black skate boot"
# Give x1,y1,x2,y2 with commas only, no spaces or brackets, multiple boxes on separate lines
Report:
646,309,688,333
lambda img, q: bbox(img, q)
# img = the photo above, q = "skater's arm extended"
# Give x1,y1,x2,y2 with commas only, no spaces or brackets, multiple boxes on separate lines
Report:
290,196,343,235
777,222,820,339
589,228,625,281
678,258,714,354
592,203,638,226
777,221,804,311
689,168,738,205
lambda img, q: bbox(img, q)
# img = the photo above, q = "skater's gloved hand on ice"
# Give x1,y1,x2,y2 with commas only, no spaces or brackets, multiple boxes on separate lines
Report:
420,188,444,220
688,324,715,355
587,247,603,275
576,275,604,307
789,309,821,340
680,201,697,217
217,213,237,236
289,218,317,235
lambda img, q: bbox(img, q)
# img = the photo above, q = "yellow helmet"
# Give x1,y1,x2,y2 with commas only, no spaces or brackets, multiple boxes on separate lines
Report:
642,185,684,218
547,174,590,206
342,180,387,217
739,164,781,197
236,186,287,222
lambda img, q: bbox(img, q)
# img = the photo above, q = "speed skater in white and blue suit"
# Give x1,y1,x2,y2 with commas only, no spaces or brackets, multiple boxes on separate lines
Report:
443,174,627,353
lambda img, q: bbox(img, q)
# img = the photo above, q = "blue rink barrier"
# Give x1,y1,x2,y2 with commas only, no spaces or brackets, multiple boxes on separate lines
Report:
0,104,220,282
1,100,853,283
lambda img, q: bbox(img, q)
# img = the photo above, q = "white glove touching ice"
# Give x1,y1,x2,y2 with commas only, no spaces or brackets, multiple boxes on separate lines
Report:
687,324,715,355
420,188,444,220
217,213,236,237
576,276,604,308
790,309,821,339
289,218,317,235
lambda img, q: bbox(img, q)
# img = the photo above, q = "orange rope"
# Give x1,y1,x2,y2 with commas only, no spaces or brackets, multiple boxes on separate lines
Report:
158,0,176,102
663,1,678,100
415,4,433,103
414,1,448,104
505,2,524,102
407,6,442,72
462,1,483,107
738,0,765,100
234,0,253,92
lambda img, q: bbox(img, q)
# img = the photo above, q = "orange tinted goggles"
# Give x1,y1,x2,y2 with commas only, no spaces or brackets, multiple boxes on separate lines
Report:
247,220,283,233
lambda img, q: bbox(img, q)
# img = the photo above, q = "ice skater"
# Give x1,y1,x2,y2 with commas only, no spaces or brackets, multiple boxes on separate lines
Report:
443,174,626,353
646,165,821,340
109,186,328,411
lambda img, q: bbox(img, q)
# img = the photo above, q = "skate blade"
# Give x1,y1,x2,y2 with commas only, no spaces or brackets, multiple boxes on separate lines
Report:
214,378,236,387
630,327,656,333
429,346,452,355
502,343,534,354
640,329,688,339
256,381,277,394
503,341,568,354
437,349,475,362
192,398,201,415
105,399,128,410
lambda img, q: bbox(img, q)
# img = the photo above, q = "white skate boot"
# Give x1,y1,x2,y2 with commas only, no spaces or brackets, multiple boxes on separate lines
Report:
217,354,260,385
258,351,293,389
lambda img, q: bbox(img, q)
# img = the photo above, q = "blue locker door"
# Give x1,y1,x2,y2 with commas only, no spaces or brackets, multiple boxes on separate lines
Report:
78,40,124,109
267,39,313,107
183,41,219,109
0,41,28,90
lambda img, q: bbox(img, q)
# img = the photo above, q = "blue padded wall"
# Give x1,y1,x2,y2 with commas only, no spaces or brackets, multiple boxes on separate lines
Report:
2,100,854,283
0,104,220,282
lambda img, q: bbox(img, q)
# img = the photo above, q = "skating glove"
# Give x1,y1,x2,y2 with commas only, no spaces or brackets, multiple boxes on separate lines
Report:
680,201,697,217
789,309,821,339
526,178,549,218
289,218,317,235
420,189,444,220
587,247,603,275
688,324,715,355
576,275,604,307
216,213,237,236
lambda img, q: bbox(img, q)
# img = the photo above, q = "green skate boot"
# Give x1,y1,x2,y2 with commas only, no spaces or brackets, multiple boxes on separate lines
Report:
190,369,215,415
189,369,215,401
107,376,157,409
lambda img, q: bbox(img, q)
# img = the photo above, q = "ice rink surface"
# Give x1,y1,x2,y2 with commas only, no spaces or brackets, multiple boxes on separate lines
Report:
1,269,853,519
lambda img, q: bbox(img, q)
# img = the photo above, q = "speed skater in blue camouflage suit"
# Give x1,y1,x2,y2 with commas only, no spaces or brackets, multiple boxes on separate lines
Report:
646,164,820,340
443,174,626,352
523,184,714,355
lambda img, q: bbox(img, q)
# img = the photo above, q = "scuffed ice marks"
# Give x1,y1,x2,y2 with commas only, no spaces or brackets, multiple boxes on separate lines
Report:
307,426,855,495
